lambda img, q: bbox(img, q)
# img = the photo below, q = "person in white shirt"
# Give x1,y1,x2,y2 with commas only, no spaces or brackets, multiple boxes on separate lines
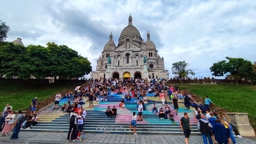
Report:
130,112,137,135
137,100,143,121
53,92,62,110
205,110,211,119
77,113,84,132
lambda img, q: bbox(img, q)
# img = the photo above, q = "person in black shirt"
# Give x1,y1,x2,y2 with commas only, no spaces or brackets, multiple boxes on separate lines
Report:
105,106,112,117
172,96,179,115
112,106,117,118
88,92,94,110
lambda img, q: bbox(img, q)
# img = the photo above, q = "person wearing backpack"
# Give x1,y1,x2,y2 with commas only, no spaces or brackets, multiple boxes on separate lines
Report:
10,110,23,140
67,112,78,142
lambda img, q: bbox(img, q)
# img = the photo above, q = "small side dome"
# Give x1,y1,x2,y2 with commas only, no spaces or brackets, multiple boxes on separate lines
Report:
12,38,24,47
104,32,116,51
145,31,156,49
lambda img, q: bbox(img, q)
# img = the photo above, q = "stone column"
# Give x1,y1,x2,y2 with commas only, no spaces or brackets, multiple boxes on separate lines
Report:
226,112,255,137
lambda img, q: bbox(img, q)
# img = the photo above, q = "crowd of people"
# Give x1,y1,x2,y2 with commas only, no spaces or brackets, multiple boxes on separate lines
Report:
0,77,245,143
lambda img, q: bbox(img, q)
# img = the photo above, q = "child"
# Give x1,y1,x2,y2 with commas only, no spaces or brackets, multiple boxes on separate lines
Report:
130,112,137,135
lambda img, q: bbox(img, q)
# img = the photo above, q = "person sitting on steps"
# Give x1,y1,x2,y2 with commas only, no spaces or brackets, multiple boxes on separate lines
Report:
159,108,165,119
152,103,158,113
112,106,117,118
119,98,125,109
105,106,112,117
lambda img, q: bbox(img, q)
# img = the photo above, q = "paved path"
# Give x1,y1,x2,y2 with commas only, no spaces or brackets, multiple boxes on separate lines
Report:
0,132,255,144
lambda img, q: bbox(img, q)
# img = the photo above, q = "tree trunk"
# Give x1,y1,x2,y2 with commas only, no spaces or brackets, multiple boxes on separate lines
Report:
180,79,183,84
235,76,239,86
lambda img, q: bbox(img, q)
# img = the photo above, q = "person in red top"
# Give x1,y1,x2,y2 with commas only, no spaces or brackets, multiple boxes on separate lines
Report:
159,90,166,106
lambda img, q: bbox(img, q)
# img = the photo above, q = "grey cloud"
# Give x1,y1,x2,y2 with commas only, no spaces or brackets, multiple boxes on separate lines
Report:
8,30,43,40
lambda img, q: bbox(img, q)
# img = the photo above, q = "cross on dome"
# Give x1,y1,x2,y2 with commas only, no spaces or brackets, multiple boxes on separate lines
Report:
147,31,150,40
128,14,132,25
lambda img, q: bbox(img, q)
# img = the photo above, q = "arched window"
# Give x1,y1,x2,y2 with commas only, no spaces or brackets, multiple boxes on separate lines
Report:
136,60,138,66
118,60,120,66
126,53,130,64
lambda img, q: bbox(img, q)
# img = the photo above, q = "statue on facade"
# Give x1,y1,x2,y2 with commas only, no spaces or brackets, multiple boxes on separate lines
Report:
143,55,147,64
108,56,111,64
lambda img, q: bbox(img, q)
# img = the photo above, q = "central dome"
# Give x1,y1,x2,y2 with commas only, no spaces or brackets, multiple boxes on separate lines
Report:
120,25,141,38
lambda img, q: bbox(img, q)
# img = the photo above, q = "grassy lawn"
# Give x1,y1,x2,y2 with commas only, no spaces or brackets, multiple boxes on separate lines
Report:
0,80,77,110
179,84,256,130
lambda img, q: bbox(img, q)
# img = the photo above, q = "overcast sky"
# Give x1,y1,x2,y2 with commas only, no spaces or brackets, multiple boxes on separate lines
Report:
1,0,256,78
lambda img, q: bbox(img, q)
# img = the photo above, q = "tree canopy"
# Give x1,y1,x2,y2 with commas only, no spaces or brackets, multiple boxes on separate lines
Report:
0,42,92,80
172,61,195,84
210,57,254,85
0,20,10,42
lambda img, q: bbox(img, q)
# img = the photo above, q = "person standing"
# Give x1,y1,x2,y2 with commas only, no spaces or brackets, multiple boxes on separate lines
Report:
137,100,143,121
0,107,11,131
10,110,23,140
1,110,15,136
159,90,166,106
198,114,213,144
204,96,213,110
180,112,191,144
30,97,38,114
53,92,62,110
172,96,179,115
130,112,137,135
88,92,94,110
67,112,78,142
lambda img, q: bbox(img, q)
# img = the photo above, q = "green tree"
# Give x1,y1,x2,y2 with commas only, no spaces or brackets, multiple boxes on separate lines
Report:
210,57,254,86
0,20,10,42
0,42,29,79
172,61,195,84
26,45,50,79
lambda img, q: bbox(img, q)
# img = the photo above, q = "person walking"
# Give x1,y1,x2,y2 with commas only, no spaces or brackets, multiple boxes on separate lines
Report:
130,112,137,135
204,96,213,110
172,96,179,115
180,112,191,144
67,111,78,142
198,114,213,144
10,110,23,140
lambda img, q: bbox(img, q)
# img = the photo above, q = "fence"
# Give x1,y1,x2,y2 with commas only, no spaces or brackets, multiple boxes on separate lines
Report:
167,79,251,85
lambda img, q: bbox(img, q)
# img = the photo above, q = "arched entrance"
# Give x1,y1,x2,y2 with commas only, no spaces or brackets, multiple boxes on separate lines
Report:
123,72,131,80
134,71,141,79
112,72,119,79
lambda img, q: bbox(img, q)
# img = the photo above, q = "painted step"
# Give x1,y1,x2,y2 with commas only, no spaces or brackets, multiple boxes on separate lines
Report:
21,129,200,134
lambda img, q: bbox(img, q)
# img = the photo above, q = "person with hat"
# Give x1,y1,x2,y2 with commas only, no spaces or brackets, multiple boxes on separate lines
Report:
10,110,23,140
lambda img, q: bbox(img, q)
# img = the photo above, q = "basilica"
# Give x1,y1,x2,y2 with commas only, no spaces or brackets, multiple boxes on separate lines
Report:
90,15,169,80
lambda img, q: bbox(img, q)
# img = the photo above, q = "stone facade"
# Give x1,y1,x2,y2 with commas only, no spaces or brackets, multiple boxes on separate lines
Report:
91,15,169,80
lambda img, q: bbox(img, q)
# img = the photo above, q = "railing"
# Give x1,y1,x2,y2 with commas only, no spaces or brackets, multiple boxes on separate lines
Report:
167,79,251,85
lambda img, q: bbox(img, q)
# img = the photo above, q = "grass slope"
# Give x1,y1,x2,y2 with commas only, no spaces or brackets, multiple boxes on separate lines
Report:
0,81,77,110
179,84,256,130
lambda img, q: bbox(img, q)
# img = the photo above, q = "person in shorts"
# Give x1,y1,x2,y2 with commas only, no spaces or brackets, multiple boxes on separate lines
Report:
180,112,191,144
53,92,61,110
137,100,143,121
130,112,137,135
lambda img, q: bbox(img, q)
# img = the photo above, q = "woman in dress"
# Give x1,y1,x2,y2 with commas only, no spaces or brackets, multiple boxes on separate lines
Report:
1,110,15,136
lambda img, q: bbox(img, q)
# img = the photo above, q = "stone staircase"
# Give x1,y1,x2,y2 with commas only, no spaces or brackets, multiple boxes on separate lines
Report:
25,110,200,134
21,89,200,135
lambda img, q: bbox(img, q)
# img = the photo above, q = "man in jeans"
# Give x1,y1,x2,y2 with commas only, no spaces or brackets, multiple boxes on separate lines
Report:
198,114,213,144
10,110,23,140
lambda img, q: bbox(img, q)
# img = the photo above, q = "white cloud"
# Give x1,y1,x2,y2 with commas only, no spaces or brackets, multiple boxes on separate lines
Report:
1,0,255,78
